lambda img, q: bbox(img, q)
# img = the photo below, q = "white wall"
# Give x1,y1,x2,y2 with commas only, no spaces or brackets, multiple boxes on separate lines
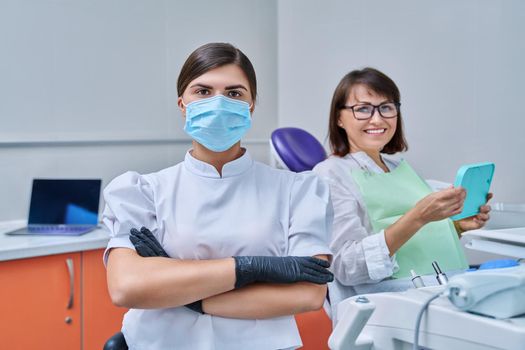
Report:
278,0,525,203
0,0,277,221
2,0,524,222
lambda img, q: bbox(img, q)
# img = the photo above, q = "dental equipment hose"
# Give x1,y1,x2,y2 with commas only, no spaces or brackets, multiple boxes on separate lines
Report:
413,292,442,350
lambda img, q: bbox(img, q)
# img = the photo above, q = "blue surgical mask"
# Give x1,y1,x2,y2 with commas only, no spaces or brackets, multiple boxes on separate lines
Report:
183,95,252,152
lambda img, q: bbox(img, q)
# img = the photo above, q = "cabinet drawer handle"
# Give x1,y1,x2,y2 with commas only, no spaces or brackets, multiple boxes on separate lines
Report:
66,258,74,309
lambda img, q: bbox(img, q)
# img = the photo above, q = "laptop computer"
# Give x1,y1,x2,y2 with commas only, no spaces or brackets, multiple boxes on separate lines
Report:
7,179,102,236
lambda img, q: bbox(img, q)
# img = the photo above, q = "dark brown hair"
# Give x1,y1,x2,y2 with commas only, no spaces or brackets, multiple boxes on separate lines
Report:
177,43,257,102
328,67,408,156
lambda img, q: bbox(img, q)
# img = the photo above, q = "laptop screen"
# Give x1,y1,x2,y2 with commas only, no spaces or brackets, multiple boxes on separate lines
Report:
28,179,102,225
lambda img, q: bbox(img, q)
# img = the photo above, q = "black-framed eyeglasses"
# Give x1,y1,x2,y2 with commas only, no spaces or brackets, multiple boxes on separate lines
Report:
342,102,401,120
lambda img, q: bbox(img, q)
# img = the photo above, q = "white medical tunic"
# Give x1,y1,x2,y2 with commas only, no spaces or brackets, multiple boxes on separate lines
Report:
103,150,333,350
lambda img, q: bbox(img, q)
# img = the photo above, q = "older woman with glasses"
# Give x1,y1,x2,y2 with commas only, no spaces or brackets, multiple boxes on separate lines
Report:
313,68,492,320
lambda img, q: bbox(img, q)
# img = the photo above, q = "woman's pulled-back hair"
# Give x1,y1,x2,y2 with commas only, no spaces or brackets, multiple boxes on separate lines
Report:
177,43,257,102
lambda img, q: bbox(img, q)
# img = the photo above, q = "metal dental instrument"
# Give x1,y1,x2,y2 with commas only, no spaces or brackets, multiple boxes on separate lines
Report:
411,269,426,288
432,261,449,285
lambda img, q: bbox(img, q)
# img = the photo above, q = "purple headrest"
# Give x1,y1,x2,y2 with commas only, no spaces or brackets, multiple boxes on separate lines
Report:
271,127,327,172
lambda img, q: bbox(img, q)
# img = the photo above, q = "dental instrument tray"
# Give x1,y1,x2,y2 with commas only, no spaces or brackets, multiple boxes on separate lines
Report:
452,162,495,220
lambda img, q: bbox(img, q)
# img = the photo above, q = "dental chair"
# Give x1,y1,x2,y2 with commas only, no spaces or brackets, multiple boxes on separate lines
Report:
270,127,327,172
104,332,127,350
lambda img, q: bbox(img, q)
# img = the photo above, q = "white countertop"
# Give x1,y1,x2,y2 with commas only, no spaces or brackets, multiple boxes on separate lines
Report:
0,220,110,262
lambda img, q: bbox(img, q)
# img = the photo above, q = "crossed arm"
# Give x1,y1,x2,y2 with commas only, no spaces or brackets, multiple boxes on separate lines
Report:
106,248,329,319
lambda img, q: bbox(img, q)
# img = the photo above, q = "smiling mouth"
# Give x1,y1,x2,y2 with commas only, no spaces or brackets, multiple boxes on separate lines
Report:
364,128,386,134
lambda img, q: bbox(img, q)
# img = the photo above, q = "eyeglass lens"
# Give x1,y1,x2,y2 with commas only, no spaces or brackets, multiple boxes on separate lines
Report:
353,103,398,120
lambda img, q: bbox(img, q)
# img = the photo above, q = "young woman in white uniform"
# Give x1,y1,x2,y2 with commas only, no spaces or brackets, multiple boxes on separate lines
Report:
103,43,334,350
313,68,492,320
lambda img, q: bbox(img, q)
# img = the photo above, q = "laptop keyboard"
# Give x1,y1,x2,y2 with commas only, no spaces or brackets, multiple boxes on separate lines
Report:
28,225,94,233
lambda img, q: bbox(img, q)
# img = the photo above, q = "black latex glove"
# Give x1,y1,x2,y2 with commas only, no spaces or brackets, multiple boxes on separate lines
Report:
129,227,203,314
233,255,333,289
129,227,169,257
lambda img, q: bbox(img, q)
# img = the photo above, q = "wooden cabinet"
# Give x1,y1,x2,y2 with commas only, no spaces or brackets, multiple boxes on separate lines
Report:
0,253,82,350
83,249,127,350
0,249,126,350
295,309,332,350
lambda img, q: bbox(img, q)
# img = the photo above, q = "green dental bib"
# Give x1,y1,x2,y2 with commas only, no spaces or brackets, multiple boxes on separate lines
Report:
351,159,468,278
